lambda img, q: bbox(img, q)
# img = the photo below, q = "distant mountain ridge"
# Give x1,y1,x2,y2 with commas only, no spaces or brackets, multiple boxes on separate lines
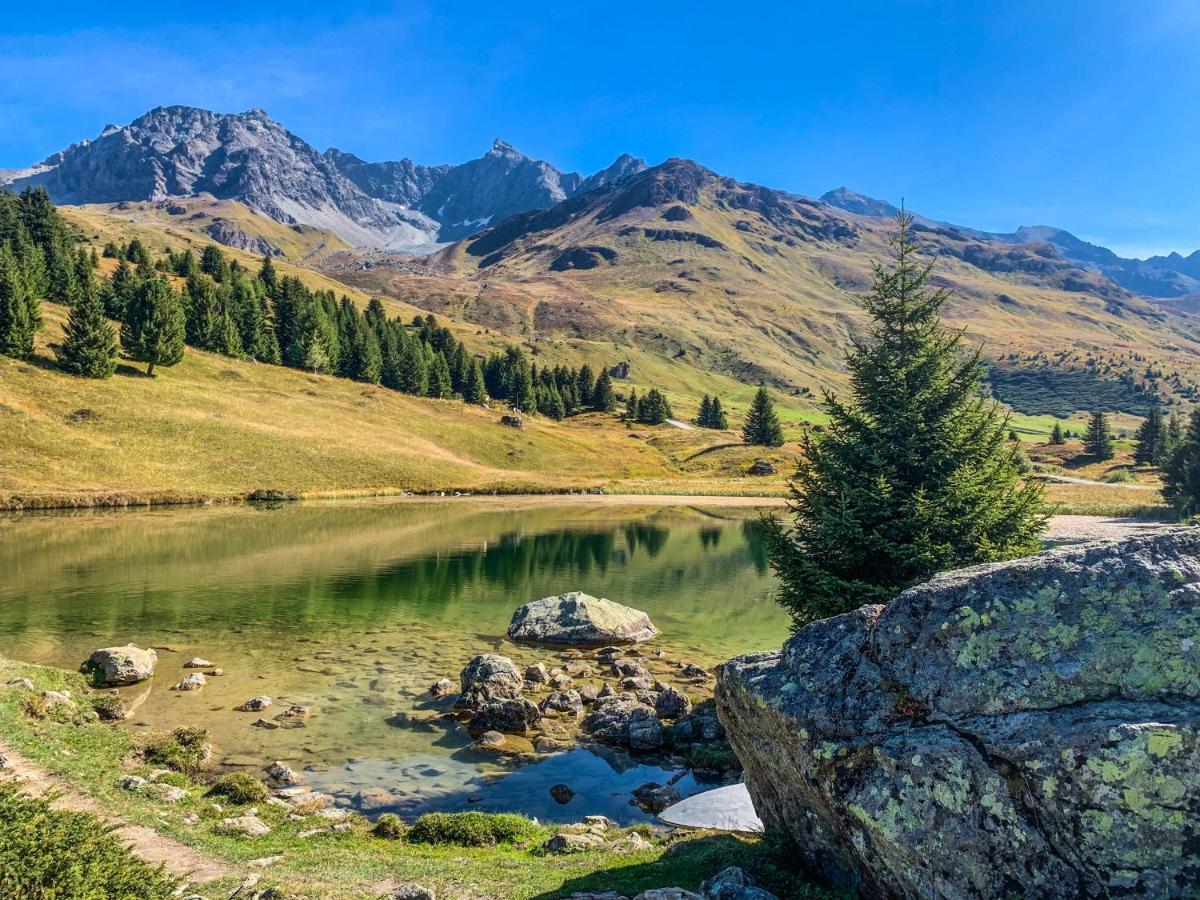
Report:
820,188,1200,298
2,105,646,251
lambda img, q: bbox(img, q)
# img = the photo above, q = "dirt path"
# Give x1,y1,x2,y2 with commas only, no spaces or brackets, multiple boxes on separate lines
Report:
0,739,233,884
1037,473,1157,490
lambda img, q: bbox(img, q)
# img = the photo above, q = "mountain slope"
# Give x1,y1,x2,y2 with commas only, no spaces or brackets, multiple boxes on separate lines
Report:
821,187,1200,298
325,159,1200,418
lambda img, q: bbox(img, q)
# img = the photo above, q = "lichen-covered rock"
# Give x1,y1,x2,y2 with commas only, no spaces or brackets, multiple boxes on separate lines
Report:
508,592,658,645
716,530,1200,899
81,645,158,685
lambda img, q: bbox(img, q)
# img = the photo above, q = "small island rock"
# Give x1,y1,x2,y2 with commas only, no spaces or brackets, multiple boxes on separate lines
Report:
508,592,658,646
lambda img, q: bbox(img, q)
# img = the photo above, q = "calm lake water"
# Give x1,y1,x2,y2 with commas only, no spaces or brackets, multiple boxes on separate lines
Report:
0,498,787,823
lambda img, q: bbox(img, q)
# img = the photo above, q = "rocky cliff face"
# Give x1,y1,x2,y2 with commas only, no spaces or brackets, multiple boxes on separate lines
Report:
325,139,646,242
716,530,1200,898
4,106,646,251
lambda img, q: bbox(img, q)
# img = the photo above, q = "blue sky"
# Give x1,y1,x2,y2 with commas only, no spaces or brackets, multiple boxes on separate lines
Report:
2,1,1198,258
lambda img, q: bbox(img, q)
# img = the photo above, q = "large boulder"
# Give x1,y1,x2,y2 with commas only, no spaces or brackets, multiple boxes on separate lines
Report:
81,645,158,685
508,591,658,646
716,530,1200,899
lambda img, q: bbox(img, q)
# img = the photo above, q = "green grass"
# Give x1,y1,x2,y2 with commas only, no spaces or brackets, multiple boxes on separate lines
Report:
0,655,825,899
208,772,271,805
407,812,541,847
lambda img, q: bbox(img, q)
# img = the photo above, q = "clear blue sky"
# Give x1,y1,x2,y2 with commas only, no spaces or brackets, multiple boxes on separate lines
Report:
2,1,1198,258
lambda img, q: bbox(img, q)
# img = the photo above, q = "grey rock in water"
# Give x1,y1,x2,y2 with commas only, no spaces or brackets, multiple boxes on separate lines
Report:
458,654,524,710
236,696,272,712
632,781,682,814
582,695,663,750
508,592,658,646
716,529,1200,899
467,698,541,736
82,645,158,685
173,672,206,692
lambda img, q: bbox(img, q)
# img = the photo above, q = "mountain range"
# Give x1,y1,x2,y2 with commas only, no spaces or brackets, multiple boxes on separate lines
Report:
1,106,646,251
5,105,1200,300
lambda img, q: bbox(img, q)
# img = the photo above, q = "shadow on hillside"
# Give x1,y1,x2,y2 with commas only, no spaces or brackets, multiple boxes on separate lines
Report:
17,350,146,379
527,831,832,900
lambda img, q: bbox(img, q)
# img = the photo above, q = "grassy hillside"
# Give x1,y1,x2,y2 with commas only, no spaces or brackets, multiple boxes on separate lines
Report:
0,304,806,505
321,161,1200,434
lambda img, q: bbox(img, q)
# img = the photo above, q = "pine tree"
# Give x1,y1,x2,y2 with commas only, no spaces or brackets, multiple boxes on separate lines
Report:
396,332,428,395
0,243,37,357
592,369,616,412
1167,413,1184,456
696,395,713,427
427,349,453,398
766,211,1046,626
1049,422,1065,445
121,277,185,377
709,396,729,430
55,286,117,378
463,358,487,405
637,389,672,425
510,357,536,413
1133,403,1167,466
1164,410,1200,517
1083,410,1115,460
104,259,139,321
184,274,223,350
576,364,596,408
742,387,784,447
626,388,640,420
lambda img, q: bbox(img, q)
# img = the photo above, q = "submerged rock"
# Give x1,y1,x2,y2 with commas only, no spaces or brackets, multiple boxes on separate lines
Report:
582,695,663,750
237,696,272,712
467,698,541,735
173,672,206,692
508,591,658,646
458,654,524,709
716,529,1200,899
81,645,158,685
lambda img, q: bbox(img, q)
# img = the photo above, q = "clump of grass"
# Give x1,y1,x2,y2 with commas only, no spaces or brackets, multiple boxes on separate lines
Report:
406,812,538,847
149,770,190,789
372,813,406,840
1101,466,1135,483
0,782,179,899
142,726,211,774
207,772,270,805
88,693,127,721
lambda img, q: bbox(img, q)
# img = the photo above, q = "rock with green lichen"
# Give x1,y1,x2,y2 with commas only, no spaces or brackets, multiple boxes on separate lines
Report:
716,529,1200,898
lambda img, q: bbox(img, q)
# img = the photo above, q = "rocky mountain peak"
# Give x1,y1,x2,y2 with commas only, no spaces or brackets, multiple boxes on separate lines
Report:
820,187,900,219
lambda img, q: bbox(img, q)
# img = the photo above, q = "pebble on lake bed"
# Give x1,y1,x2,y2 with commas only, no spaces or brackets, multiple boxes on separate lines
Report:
172,673,206,691
236,696,272,712
183,658,212,668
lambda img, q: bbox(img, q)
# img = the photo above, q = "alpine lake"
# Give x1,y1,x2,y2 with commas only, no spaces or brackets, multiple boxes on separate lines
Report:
0,497,788,825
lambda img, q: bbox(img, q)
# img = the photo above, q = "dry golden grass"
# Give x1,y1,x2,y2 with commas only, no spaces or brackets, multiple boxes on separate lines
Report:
0,305,801,506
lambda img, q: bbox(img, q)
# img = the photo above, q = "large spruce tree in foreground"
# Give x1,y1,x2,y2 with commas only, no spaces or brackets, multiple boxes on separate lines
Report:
56,287,117,378
1164,409,1200,517
767,212,1046,626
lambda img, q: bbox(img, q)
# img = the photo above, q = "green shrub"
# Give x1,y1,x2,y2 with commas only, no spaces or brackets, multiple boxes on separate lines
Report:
0,783,179,898
372,813,406,840
143,726,211,774
1102,466,1135,483
407,812,537,846
208,772,270,805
